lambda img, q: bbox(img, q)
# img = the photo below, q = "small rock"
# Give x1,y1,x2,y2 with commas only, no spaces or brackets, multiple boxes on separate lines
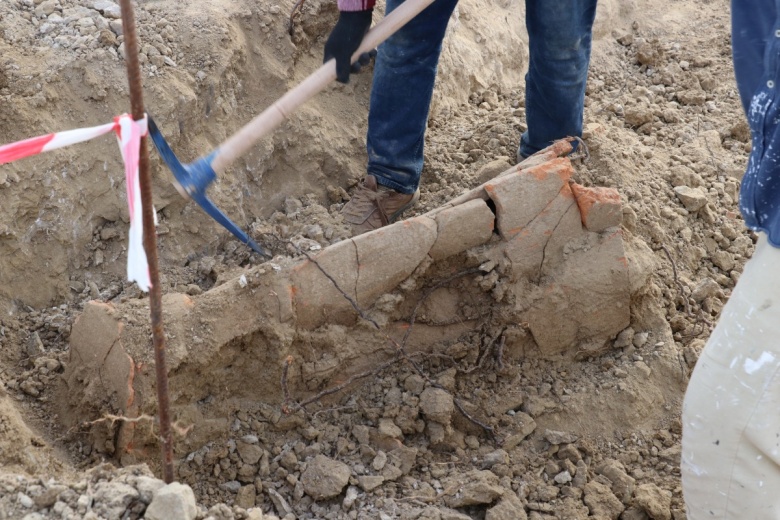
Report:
633,484,672,520
267,488,294,517
438,509,472,520
89,0,122,18
92,482,141,519
614,368,629,379
246,508,266,520
35,0,57,16
144,483,197,520
621,506,651,520
614,327,635,348
221,481,241,493
33,485,67,508
482,449,509,469
476,158,513,184
597,459,636,502
673,186,708,212
18,493,33,508
711,250,736,272
301,455,351,500
27,331,44,358
691,278,720,303
419,387,454,424
583,122,607,140
634,361,652,377
573,460,589,488
404,374,425,395
624,105,654,127
279,450,298,471
134,476,164,504
636,42,661,66
584,481,625,519
544,429,578,445
503,412,537,450
523,394,558,416
677,89,706,106
378,418,403,439
485,492,528,520
357,475,384,492
342,486,359,509
19,380,40,397
284,197,303,216
444,470,504,508
108,19,123,35
634,483,672,520
372,451,387,471
236,485,256,509
237,442,263,465
554,471,573,485
436,368,457,392
632,331,649,348
615,31,634,46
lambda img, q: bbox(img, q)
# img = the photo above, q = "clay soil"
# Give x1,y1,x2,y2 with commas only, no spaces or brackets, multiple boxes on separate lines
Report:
0,0,748,518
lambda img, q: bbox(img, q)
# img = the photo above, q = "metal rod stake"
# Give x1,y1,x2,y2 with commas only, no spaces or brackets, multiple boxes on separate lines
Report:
119,0,175,484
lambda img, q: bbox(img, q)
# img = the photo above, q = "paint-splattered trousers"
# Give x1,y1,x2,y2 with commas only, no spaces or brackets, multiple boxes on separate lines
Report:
682,233,780,519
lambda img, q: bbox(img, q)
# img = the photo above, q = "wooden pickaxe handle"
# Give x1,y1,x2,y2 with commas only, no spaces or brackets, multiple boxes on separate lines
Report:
210,0,437,174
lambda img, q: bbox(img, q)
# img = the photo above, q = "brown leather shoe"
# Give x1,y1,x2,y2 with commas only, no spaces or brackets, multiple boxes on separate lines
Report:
342,175,420,235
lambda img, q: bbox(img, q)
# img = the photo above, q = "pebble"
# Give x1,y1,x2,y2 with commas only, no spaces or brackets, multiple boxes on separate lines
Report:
481,449,509,469
301,455,351,500
673,185,709,212
544,430,578,445
18,493,34,508
632,331,649,348
221,481,241,493
267,488,294,517
342,486,359,510
614,327,635,349
372,451,388,471
419,387,454,425
143,483,197,520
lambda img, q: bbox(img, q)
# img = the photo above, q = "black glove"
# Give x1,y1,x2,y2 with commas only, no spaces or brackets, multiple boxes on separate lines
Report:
324,9,374,83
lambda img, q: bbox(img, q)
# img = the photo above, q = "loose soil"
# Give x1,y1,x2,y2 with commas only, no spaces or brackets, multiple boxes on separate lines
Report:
0,0,747,518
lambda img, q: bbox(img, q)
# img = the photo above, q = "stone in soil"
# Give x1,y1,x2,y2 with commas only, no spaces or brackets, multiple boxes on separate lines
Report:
301,455,351,500
144,482,197,520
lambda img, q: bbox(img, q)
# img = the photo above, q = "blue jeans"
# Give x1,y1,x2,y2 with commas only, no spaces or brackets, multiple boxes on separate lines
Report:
729,0,780,247
367,0,598,194
731,0,777,115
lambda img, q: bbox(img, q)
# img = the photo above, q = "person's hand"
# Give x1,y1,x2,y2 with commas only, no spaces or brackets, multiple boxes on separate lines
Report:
324,9,374,83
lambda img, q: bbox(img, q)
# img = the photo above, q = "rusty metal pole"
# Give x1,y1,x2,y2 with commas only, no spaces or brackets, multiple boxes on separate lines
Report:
118,0,175,483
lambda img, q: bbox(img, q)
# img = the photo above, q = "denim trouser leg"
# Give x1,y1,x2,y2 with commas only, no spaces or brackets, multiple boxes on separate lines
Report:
366,0,459,194
730,0,775,114
519,0,598,158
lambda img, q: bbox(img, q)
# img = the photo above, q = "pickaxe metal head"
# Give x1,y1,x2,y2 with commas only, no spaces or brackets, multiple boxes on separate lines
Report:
147,117,269,257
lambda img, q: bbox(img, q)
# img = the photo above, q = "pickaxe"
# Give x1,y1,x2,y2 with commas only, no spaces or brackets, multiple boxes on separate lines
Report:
148,0,437,256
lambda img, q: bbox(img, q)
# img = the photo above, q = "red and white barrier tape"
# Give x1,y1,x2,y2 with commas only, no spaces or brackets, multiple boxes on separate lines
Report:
0,115,152,291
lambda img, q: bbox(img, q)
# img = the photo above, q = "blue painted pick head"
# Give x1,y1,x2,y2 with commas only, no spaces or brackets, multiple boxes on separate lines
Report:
147,117,269,257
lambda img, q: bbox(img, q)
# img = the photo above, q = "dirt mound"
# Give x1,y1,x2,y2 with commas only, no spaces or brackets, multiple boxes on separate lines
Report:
0,0,748,518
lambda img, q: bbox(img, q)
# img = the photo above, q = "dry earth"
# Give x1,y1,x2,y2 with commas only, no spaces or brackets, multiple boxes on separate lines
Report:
0,0,748,519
